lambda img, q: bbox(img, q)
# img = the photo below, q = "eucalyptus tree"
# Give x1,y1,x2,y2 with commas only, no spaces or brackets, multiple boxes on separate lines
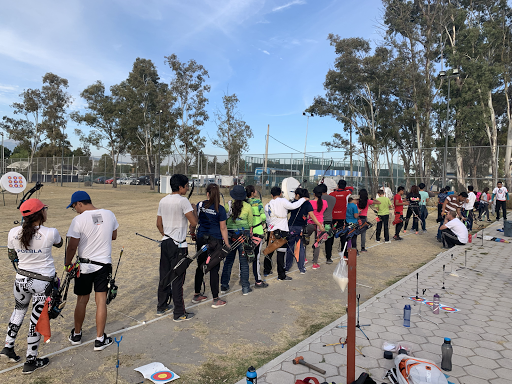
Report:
71,81,129,188
212,93,253,176
165,54,210,175
309,36,394,193
114,58,176,190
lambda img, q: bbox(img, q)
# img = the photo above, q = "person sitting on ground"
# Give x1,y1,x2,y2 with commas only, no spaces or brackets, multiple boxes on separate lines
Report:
440,210,468,248
403,185,421,235
356,189,380,252
220,185,253,295
66,191,119,347
264,186,308,281
1,199,62,373
246,185,268,289
305,185,329,270
375,189,393,243
286,188,324,273
393,186,406,241
438,191,468,242
191,183,230,308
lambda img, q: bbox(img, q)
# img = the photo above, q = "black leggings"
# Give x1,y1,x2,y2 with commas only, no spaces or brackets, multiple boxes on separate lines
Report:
404,206,420,231
194,237,221,299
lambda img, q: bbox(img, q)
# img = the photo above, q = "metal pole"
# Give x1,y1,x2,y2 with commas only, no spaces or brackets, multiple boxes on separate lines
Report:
1,132,4,175
157,111,162,192
61,127,64,187
443,78,450,189
264,124,270,193
347,248,357,383
302,115,309,180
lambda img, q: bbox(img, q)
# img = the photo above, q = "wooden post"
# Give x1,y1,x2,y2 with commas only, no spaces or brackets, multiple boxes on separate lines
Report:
347,248,357,383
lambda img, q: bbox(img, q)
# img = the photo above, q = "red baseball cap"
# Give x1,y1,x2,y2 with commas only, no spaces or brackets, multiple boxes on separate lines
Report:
19,199,47,217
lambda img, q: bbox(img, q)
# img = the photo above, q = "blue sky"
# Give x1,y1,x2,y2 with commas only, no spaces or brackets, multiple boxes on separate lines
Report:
0,0,383,156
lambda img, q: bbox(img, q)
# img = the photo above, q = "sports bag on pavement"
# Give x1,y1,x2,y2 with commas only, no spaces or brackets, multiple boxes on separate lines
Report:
392,353,448,384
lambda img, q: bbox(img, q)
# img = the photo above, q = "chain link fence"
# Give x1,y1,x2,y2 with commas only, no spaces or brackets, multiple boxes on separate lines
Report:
0,146,509,196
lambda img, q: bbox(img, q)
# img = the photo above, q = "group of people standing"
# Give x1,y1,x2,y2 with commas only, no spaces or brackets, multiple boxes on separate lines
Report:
3,174,507,375
2,191,118,373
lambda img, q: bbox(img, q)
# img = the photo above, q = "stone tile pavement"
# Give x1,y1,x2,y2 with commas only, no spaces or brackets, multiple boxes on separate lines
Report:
236,222,512,384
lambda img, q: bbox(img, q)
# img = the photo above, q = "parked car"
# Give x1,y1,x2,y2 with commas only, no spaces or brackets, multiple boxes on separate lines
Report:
105,178,114,184
94,176,107,184
118,177,133,185
137,175,151,185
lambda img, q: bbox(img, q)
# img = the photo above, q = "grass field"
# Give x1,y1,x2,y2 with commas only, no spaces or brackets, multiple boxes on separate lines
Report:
0,184,492,383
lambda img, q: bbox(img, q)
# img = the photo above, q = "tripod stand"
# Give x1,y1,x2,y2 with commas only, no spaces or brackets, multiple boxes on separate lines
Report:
401,273,438,325
456,250,481,273
336,294,370,340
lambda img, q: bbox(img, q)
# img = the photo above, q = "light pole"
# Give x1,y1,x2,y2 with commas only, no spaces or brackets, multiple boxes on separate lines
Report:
439,69,459,188
61,126,65,187
155,110,163,193
302,112,313,182
1,132,4,175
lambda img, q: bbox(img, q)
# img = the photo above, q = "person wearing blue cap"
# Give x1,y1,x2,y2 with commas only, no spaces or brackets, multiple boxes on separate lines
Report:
65,191,119,351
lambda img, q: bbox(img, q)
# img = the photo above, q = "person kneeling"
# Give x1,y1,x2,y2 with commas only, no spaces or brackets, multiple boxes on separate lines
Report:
440,211,468,248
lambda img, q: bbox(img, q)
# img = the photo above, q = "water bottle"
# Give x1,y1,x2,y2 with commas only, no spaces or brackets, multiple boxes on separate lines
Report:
441,338,453,371
403,304,411,327
246,366,257,383
433,293,440,315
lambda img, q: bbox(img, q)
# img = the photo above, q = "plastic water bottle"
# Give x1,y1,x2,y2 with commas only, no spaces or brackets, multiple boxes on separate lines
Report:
441,338,453,371
403,304,411,327
433,293,440,314
246,366,257,383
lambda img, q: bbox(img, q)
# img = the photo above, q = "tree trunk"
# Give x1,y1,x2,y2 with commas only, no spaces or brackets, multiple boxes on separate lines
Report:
504,82,512,188
385,148,395,192
112,149,118,189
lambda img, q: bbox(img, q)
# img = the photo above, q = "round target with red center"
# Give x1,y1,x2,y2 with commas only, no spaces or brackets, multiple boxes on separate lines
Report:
440,306,459,312
151,371,175,381
409,296,425,302
424,301,434,306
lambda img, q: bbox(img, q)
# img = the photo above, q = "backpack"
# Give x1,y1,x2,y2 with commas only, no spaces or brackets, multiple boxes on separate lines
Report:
393,354,448,384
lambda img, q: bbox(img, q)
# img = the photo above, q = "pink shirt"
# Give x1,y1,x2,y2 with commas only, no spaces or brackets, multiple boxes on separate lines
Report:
358,199,374,216
308,200,328,224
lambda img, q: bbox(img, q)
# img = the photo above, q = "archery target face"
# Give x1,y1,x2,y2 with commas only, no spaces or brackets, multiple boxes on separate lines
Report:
409,296,425,302
0,172,27,193
440,306,459,312
151,371,176,382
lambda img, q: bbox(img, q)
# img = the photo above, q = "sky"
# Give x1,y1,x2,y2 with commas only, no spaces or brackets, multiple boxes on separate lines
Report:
0,0,384,157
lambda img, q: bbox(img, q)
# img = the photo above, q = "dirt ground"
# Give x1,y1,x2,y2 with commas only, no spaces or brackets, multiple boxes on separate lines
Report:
0,184,493,383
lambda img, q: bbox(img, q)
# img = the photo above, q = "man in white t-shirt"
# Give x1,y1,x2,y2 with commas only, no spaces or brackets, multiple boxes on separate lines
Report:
156,174,198,321
462,185,476,230
440,211,468,248
492,181,509,221
65,191,119,351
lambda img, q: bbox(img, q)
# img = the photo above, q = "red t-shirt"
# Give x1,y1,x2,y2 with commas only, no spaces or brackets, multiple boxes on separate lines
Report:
330,187,354,220
394,193,404,214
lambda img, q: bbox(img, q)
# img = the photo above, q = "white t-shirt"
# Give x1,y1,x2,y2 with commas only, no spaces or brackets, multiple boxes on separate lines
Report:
8,225,61,277
463,192,476,210
493,187,508,201
157,194,193,244
67,209,119,274
445,218,468,244
264,197,306,232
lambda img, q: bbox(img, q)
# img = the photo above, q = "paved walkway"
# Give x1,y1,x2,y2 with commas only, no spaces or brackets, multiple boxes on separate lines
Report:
236,221,512,384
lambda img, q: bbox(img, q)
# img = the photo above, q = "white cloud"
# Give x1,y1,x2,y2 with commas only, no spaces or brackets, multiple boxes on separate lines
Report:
272,0,306,12
262,50,270,55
